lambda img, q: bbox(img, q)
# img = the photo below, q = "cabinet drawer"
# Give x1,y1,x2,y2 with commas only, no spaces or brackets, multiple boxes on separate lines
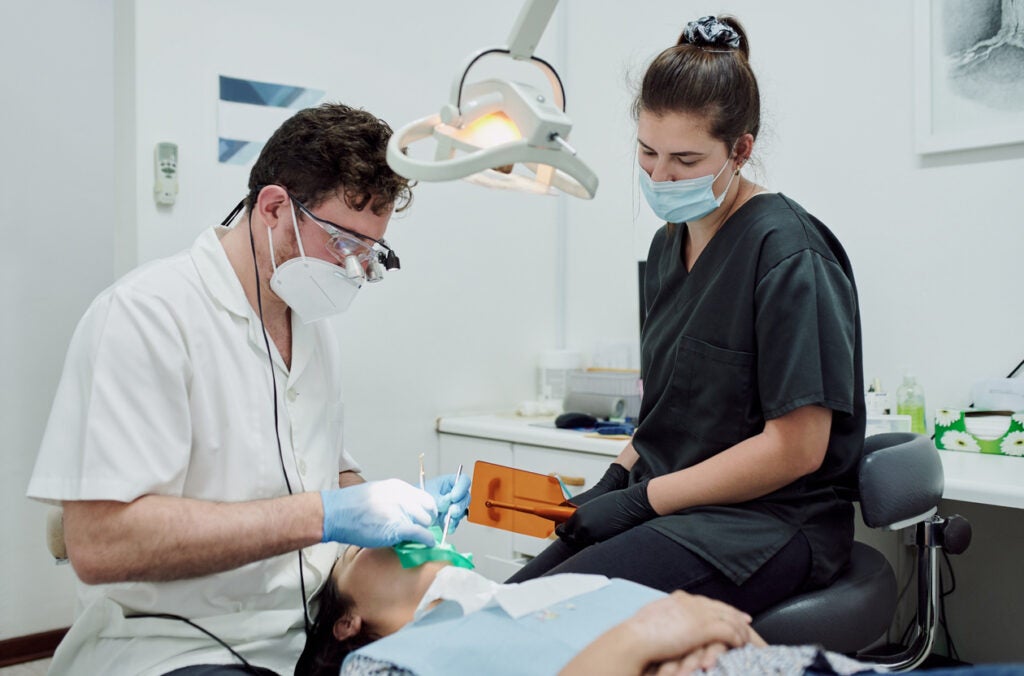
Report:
511,444,615,557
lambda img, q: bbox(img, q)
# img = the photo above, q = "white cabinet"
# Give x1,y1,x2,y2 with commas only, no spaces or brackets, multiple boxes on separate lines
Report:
511,445,613,558
437,414,623,581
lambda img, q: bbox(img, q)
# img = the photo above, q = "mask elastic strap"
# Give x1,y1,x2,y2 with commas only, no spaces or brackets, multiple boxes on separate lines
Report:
713,150,741,204
267,199,309,273
713,153,733,181
267,226,280,274
288,200,309,260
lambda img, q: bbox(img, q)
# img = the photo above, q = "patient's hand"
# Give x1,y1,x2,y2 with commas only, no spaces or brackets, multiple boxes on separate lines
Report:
559,591,762,676
642,630,768,675
625,592,759,665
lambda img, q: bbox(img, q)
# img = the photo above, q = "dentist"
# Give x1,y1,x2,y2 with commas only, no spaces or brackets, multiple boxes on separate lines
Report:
27,103,469,676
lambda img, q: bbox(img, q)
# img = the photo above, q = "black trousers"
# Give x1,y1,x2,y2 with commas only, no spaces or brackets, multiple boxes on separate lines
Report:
505,525,811,616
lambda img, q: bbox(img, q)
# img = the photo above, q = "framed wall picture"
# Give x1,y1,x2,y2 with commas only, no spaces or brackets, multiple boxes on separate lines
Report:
914,0,1024,154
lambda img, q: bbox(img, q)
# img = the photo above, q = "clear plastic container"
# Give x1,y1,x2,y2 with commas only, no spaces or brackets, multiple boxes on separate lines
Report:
896,372,927,434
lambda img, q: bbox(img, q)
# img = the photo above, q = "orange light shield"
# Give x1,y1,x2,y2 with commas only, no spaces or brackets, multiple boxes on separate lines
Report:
467,461,577,538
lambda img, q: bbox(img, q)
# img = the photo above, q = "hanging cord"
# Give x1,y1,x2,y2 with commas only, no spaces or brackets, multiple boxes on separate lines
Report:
247,208,313,637
939,550,961,662
128,613,265,675
126,205,312,672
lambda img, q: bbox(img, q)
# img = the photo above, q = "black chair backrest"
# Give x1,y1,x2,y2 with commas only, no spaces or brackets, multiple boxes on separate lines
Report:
859,433,944,529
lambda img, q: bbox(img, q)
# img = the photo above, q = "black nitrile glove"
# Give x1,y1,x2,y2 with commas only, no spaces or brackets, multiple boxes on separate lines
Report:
567,463,630,507
557,480,656,547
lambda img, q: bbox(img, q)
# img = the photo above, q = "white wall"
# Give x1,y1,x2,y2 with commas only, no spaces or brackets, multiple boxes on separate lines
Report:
562,0,1024,416
0,0,115,639
121,0,566,485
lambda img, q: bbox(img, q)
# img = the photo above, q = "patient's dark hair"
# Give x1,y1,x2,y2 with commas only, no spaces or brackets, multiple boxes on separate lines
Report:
294,567,376,676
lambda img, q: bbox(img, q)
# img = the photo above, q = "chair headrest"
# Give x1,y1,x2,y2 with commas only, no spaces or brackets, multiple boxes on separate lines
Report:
859,433,944,529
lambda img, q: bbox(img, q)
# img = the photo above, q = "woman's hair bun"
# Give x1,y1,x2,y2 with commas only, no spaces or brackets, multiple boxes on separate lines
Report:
680,15,742,49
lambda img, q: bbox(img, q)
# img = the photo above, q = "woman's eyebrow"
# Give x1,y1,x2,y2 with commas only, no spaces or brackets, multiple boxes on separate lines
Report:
637,138,703,157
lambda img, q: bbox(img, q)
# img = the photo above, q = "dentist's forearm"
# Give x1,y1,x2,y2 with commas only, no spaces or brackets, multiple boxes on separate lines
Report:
63,492,324,584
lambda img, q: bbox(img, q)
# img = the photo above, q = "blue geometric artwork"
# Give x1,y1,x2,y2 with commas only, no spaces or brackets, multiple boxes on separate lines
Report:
218,75,326,164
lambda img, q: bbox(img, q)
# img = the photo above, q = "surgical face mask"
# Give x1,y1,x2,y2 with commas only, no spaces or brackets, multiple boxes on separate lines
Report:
267,201,363,323
638,155,738,224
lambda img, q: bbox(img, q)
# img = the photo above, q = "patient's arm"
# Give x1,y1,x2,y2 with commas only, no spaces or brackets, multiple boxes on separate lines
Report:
558,591,763,676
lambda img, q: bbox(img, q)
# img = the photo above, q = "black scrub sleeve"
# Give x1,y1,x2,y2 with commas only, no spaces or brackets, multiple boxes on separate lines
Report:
753,249,857,419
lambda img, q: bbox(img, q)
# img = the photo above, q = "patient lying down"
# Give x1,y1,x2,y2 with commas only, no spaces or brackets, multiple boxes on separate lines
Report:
294,544,881,676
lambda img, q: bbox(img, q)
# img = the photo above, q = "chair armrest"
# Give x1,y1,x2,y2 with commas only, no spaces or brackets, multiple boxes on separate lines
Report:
860,433,944,529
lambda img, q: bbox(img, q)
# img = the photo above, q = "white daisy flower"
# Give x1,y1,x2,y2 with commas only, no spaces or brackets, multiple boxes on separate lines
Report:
935,409,961,427
941,430,980,452
1012,413,1024,427
1000,431,1024,457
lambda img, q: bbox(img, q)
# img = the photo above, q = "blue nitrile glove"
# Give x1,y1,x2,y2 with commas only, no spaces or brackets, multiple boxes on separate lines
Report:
556,479,656,548
320,479,437,548
424,473,472,531
566,463,629,507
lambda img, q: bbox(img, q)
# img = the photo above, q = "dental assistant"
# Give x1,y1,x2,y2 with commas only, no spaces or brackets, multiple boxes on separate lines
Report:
27,103,469,676
509,16,866,615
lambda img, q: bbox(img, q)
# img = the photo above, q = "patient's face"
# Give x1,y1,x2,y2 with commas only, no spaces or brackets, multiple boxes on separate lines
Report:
332,544,450,637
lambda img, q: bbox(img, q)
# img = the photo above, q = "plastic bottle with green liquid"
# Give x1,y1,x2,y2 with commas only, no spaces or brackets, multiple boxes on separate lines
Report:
896,371,927,434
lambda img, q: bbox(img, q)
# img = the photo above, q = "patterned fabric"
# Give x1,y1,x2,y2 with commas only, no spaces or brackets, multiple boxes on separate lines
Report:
340,644,875,675
701,645,872,676
683,15,742,49
341,654,413,676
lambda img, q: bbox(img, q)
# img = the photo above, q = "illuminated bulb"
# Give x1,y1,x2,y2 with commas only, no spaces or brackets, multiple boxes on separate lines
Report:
457,113,521,174
461,111,521,162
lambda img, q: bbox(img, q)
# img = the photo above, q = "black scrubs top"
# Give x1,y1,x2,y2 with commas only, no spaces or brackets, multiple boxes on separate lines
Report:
633,193,865,590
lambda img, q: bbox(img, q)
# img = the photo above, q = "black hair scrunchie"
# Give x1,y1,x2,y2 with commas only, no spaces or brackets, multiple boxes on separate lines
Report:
682,15,741,49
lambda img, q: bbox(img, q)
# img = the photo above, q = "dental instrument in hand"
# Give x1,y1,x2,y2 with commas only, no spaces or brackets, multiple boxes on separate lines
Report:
419,453,425,491
440,464,463,547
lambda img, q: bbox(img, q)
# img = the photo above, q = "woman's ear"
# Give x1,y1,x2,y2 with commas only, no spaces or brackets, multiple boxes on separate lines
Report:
333,613,363,642
734,133,755,167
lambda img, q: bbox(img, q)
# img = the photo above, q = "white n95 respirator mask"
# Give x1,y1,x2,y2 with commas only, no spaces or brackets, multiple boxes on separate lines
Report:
268,201,362,323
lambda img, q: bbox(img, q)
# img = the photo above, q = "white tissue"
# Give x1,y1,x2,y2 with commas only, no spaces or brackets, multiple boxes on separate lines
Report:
964,415,1013,440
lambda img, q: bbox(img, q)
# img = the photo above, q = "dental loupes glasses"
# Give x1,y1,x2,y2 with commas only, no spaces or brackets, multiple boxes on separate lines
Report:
289,194,400,283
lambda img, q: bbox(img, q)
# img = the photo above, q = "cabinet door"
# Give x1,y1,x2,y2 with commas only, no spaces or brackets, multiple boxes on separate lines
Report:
512,444,614,558
438,434,519,581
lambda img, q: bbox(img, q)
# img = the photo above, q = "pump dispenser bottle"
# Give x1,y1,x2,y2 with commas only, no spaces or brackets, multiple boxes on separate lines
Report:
896,371,927,434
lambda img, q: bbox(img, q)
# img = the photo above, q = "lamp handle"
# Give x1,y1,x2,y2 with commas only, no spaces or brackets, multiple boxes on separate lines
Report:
386,115,597,198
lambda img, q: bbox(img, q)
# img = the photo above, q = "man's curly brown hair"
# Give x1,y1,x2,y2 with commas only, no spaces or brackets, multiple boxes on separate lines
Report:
245,102,412,216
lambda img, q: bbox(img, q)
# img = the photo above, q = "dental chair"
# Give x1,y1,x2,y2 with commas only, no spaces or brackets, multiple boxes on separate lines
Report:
752,432,972,672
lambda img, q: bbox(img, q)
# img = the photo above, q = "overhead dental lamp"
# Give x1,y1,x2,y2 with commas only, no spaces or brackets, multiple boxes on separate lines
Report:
386,0,598,199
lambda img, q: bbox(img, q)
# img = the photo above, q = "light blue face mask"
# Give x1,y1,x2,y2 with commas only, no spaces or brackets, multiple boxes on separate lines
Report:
638,155,737,224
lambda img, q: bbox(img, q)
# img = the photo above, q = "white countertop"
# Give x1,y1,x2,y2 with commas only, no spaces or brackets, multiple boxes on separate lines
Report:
436,413,625,457
437,413,1024,510
938,449,1024,509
